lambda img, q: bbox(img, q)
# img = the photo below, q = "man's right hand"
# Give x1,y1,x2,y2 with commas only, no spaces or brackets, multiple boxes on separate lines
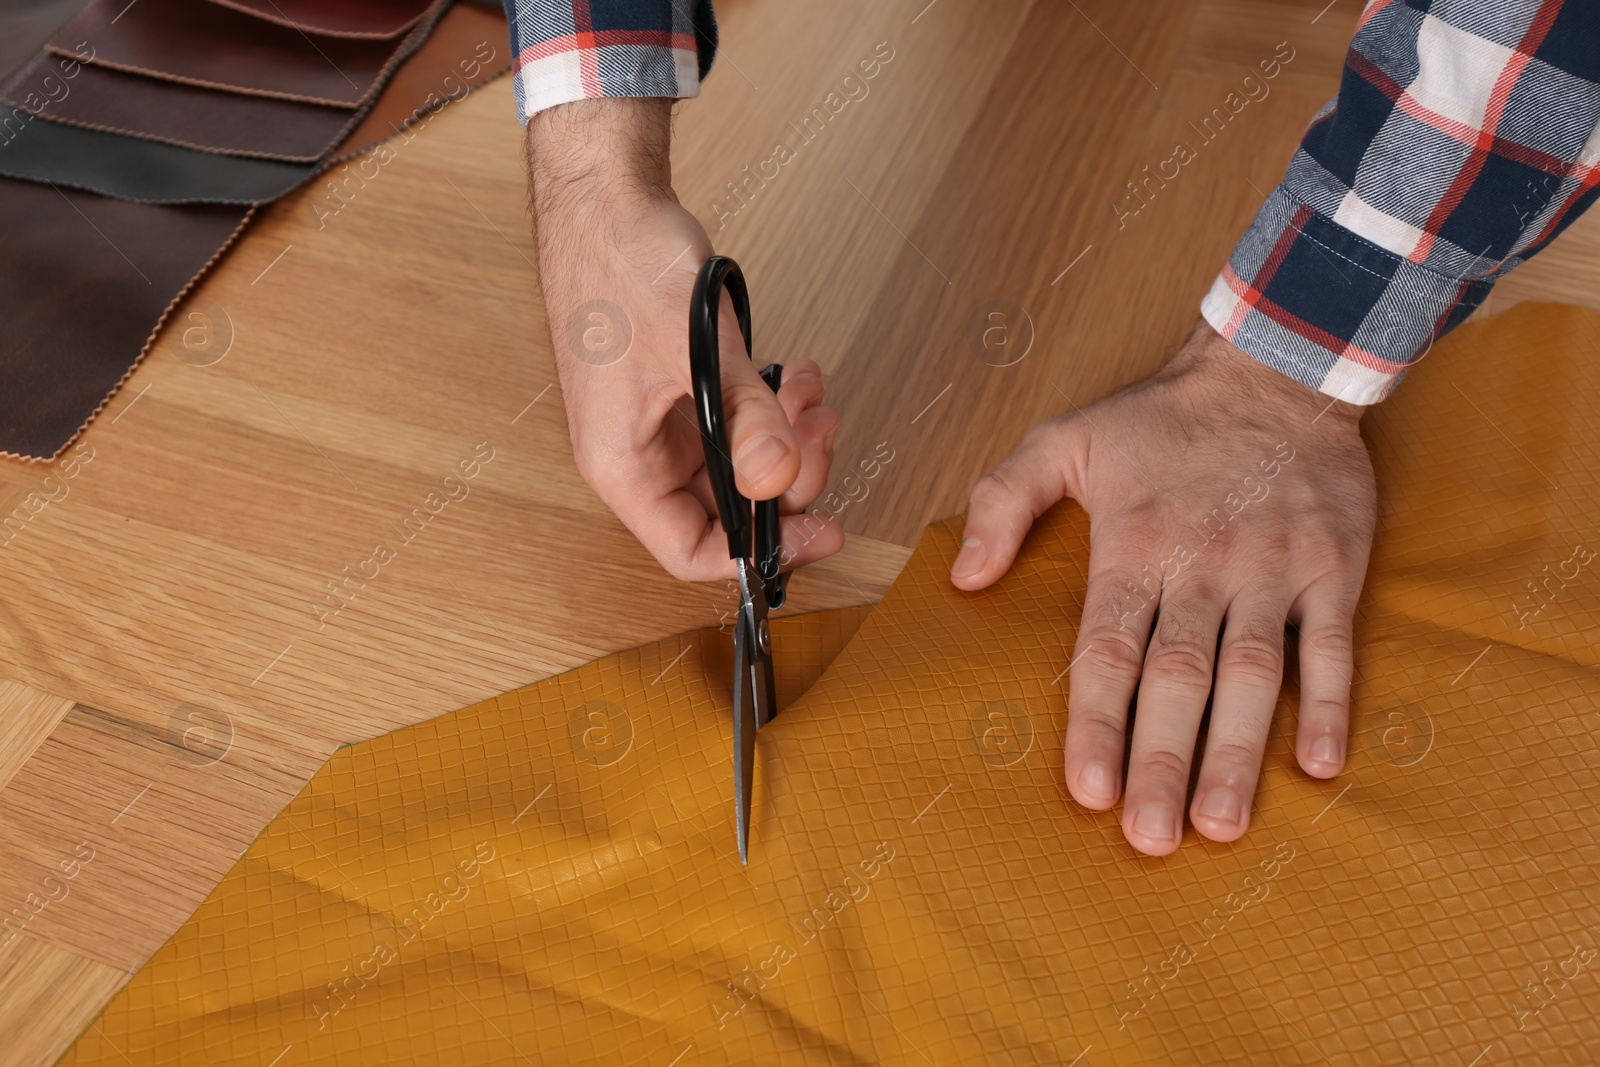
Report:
527,98,842,580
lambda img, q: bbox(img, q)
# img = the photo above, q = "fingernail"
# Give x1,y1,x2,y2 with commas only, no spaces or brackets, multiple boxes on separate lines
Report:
1197,790,1242,826
736,435,787,482
951,537,986,578
1310,736,1342,766
1132,805,1177,844
1080,762,1116,805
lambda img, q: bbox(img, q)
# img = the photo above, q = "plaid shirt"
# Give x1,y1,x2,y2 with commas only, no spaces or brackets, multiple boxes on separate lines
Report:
508,0,1600,405
500,0,715,123
1202,0,1600,403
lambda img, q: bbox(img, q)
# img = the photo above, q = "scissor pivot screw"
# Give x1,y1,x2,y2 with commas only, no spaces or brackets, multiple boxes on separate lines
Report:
756,619,771,654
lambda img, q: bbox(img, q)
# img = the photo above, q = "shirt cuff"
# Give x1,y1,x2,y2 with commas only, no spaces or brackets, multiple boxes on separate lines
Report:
1200,184,1493,405
509,40,705,124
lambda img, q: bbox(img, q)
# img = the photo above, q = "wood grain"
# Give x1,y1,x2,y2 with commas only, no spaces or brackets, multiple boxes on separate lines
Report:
0,0,1595,1061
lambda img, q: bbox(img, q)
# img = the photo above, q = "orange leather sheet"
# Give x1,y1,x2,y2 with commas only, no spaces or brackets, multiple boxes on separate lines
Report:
63,304,1600,1064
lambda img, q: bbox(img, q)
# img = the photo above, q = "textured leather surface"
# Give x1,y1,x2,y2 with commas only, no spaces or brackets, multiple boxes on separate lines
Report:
47,0,443,107
0,0,509,460
0,0,505,184
0,0,84,83
207,0,437,39
1,53,359,162
0,181,251,459
326,0,508,159
56,304,1600,1064
0,112,314,203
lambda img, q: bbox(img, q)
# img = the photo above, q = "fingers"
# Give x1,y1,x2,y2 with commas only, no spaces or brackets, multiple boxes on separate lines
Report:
1063,529,1160,815
778,511,845,567
772,360,838,510
1189,594,1287,842
1290,580,1357,778
715,293,803,501
953,418,1087,590
1122,588,1227,856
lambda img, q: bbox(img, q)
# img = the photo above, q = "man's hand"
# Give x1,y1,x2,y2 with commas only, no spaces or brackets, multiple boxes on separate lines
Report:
527,98,842,580
952,321,1376,855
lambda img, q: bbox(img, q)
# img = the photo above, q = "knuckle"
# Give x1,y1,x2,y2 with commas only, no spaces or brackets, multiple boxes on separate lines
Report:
1300,693,1349,721
1136,746,1191,784
1146,642,1213,689
1204,739,1261,772
1300,623,1354,663
1148,610,1215,687
1077,632,1147,680
1249,529,1293,566
968,468,1019,510
1070,709,1127,751
1221,624,1285,684
1307,533,1365,576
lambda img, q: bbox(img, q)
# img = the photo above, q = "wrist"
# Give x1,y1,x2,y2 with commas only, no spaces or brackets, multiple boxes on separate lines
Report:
527,97,676,218
1172,320,1367,430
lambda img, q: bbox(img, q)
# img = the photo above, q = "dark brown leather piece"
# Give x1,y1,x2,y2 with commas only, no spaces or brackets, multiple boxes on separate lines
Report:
206,0,437,39
0,0,475,204
0,181,252,460
1,0,506,166
0,1,510,460
47,0,445,107
1,53,357,162
0,113,315,203
0,0,87,83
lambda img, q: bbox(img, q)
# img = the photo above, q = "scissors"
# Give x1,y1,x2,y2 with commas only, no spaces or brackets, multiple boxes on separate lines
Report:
688,254,789,865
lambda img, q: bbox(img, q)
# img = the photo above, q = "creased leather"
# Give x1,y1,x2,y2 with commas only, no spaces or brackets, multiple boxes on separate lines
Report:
47,0,445,107
55,303,1600,1064
2,53,359,162
0,1,510,460
206,0,437,39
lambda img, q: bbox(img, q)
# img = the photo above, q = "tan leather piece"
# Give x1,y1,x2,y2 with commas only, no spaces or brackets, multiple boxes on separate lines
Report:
58,304,1600,1063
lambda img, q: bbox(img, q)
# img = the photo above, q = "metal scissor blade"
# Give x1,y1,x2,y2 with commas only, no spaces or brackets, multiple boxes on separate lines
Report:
738,558,779,730
732,605,757,866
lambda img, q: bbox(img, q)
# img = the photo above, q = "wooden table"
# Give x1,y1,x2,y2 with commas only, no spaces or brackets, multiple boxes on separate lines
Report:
1,1,1595,1061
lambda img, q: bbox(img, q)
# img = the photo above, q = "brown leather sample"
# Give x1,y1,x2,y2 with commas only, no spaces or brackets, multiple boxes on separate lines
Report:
0,1,509,460
4,0,507,167
1,53,358,162
0,114,315,203
0,0,509,206
207,0,438,38
47,0,445,107
0,181,252,459
0,0,87,83
327,0,508,156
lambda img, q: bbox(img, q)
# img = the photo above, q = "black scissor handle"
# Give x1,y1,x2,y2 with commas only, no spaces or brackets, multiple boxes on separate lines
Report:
755,362,785,607
689,255,772,563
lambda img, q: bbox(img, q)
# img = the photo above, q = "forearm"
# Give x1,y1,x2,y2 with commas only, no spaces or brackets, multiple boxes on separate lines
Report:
527,97,676,222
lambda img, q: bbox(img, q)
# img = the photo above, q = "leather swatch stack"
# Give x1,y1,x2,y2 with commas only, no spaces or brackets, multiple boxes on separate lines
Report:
0,0,508,461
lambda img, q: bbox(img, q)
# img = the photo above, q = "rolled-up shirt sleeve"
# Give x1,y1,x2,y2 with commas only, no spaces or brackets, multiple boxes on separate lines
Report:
1202,0,1600,405
501,0,717,124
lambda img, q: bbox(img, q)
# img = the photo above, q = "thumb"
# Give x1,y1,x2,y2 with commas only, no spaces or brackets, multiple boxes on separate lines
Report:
951,416,1087,590
715,294,801,501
